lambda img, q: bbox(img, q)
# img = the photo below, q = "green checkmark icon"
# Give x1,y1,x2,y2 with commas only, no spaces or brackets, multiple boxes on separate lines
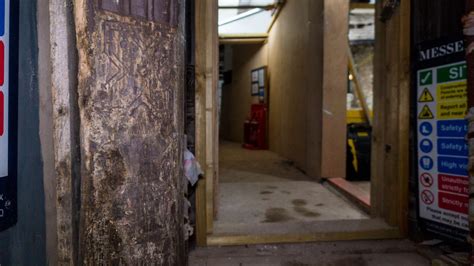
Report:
420,70,432,86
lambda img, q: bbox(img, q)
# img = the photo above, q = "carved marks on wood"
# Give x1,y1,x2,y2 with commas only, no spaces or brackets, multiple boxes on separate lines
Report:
98,0,178,26
79,13,184,264
95,19,176,130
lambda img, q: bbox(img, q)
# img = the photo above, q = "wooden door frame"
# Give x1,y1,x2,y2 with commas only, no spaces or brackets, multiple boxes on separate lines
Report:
371,0,411,235
194,0,219,246
194,0,411,246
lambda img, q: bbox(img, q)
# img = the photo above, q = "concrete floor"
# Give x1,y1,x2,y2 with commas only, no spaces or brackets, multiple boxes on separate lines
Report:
216,142,369,235
189,240,430,266
219,142,312,183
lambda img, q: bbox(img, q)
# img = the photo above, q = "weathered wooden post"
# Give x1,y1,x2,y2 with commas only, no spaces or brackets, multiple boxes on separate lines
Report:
74,0,185,264
464,1,474,263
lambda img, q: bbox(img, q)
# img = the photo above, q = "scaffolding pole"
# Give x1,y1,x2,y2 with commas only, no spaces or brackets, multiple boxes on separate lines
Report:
347,44,372,126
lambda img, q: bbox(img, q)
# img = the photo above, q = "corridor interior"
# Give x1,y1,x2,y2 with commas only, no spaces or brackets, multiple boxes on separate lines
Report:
213,0,375,235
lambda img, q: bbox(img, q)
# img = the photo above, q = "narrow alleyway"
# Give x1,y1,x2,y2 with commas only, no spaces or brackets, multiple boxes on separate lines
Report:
215,142,368,235
189,240,430,265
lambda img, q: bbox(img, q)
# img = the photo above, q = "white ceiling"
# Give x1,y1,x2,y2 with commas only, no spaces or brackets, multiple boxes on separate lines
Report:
218,0,277,35
219,9,273,35
218,1,376,38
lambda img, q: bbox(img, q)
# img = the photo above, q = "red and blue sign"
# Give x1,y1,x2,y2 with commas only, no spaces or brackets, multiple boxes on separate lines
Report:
438,156,468,177
420,139,434,153
416,37,469,242
437,138,468,157
437,120,468,138
419,122,433,136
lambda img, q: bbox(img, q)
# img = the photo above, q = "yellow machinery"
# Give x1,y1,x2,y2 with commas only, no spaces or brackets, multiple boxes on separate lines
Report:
347,109,372,174
347,109,370,124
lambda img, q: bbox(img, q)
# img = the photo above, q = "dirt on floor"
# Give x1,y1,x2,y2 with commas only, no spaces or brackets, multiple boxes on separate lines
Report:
215,142,368,235
189,240,430,266
219,141,311,183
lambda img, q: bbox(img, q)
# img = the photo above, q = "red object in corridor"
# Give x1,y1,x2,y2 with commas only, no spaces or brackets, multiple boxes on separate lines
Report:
243,104,268,150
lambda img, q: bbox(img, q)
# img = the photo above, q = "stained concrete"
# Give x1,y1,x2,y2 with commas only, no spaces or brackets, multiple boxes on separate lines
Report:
220,142,316,182
216,142,368,235
189,240,430,266
217,181,368,225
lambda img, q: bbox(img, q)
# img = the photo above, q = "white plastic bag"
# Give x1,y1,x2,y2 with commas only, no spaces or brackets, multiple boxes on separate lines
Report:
184,148,202,186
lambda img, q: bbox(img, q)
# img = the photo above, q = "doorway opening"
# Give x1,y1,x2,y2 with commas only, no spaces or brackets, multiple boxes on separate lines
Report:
194,0,411,246
328,5,376,213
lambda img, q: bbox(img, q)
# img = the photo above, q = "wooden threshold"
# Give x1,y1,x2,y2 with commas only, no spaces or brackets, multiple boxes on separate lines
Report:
207,228,401,246
326,177,371,213
206,218,400,246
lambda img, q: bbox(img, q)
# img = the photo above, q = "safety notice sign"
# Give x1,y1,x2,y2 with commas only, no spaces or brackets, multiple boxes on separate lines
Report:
416,38,468,242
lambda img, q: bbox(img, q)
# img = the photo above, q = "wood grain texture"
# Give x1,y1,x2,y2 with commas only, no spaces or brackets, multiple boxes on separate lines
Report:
372,0,410,233
412,0,464,44
195,0,219,238
320,0,349,178
74,0,185,263
397,0,411,236
50,0,80,264
267,0,324,177
99,0,178,26
207,228,402,246
372,0,385,221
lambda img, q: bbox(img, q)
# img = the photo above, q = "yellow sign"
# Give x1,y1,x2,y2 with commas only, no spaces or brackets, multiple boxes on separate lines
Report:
437,101,467,120
418,88,434,102
437,81,467,102
418,105,434,119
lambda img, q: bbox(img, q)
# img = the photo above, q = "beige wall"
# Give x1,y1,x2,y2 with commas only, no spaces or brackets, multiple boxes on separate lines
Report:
219,0,348,178
266,0,325,175
319,0,349,178
220,44,268,142
268,0,322,174
267,0,348,178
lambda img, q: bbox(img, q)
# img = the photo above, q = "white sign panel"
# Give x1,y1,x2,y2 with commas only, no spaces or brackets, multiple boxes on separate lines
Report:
417,60,469,231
